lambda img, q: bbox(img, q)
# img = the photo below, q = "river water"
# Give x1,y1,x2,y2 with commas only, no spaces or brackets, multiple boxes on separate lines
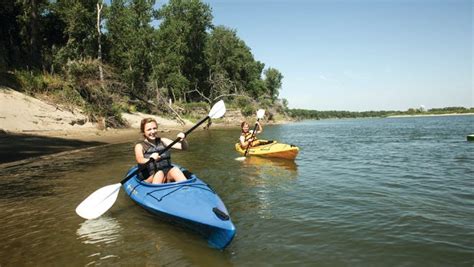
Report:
0,115,473,266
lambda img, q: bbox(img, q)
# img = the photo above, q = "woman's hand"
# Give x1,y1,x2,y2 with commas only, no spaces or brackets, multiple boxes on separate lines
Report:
177,132,186,140
150,152,161,161
177,132,188,150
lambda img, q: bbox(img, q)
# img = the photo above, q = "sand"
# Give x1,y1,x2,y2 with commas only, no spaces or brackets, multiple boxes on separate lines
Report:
0,87,194,165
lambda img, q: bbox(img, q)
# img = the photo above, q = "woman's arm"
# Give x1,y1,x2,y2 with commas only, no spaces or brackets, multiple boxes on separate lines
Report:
255,121,263,134
161,132,188,150
239,135,246,147
240,135,253,148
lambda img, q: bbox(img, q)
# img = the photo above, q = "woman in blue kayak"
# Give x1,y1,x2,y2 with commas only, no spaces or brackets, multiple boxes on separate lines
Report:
135,118,188,184
239,121,263,149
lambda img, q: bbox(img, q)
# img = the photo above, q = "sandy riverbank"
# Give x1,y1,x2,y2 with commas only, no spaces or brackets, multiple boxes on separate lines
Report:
0,87,202,165
0,86,292,165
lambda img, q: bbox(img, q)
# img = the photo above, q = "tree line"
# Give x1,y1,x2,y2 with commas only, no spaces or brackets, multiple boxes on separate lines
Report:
1,0,284,125
289,107,474,120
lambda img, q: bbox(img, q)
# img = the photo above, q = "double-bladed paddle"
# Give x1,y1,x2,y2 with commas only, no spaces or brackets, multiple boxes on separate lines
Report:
235,109,265,161
75,100,226,220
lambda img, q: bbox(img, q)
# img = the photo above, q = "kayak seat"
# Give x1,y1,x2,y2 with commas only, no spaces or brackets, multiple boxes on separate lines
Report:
254,140,274,147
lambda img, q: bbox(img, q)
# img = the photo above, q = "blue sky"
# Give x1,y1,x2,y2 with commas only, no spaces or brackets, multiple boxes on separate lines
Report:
205,0,472,111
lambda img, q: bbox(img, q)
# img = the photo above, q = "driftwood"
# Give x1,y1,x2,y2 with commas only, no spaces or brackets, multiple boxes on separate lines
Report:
131,93,186,125
185,88,250,103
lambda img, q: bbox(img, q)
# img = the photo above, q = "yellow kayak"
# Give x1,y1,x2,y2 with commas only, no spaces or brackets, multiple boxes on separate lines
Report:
235,140,299,160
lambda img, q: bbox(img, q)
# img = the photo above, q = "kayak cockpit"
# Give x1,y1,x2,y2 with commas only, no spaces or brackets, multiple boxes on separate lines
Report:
133,165,195,185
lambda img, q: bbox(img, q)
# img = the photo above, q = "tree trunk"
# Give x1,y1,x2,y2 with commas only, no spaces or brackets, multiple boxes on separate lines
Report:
97,1,104,85
29,0,41,68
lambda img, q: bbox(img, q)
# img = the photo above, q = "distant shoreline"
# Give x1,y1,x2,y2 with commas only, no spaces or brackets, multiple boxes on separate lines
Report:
387,113,474,118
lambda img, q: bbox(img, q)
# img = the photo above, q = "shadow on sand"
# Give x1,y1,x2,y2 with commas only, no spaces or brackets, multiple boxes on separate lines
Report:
0,131,105,164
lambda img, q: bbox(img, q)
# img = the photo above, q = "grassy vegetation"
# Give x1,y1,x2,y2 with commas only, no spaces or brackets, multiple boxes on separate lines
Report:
1,64,291,127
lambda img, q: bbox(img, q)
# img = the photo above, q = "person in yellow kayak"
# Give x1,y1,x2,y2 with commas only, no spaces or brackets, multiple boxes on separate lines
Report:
135,118,188,184
239,121,264,149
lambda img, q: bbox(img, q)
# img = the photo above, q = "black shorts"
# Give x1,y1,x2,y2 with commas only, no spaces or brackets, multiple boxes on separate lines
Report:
139,165,173,181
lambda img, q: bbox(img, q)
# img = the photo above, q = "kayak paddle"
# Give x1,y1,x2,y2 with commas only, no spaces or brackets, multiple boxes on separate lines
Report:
75,100,227,220
235,109,265,161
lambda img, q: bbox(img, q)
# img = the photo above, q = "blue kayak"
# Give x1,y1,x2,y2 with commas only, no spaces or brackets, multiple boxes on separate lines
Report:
122,165,236,249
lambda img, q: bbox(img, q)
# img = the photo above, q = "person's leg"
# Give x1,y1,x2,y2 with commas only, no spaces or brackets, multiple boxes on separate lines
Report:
166,167,187,182
151,170,165,184
144,175,153,183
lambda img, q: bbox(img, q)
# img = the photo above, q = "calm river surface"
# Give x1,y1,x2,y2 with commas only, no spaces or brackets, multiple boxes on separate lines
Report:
1,115,473,266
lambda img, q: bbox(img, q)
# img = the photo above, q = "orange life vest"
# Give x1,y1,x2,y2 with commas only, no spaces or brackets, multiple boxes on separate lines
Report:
240,131,259,148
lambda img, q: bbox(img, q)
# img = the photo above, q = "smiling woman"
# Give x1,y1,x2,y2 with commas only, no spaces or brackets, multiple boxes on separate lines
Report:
134,118,188,184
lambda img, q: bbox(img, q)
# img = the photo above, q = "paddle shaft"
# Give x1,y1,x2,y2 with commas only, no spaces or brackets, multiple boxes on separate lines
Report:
244,119,260,156
120,115,210,184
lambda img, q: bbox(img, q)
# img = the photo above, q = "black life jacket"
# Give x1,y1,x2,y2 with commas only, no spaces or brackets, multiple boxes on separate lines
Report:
141,138,172,173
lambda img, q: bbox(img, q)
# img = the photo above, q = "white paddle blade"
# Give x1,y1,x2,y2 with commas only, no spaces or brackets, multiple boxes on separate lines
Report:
257,109,265,119
235,156,246,161
75,183,121,220
209,100,226,119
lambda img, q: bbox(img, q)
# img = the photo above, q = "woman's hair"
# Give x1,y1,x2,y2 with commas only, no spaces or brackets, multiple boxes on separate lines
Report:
140,118,158,133
240,121,248,129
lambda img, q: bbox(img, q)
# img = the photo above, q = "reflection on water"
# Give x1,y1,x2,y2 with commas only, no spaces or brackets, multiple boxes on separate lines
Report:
243,156,298,172
242,156,298,185
76,216,122,245
238,156,299,220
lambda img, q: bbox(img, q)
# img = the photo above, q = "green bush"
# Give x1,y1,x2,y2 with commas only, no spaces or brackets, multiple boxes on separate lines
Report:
235,95,252,109
181,101,209,109
14,70,47,93
241,105,256,117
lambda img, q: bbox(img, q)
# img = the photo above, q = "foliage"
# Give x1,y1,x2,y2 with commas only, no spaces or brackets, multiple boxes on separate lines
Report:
264,68,283,102
241,105,256,117
204,26,265,100
107,0,155,97
426,107,474,114
2,0,287,127
65,59,127,127
288,106,474,120
181,101,209,110
14,70,48,93
151,0,213,103
52,0,98,67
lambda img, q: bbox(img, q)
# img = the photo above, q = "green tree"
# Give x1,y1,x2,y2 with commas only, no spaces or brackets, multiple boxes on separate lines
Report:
16,0,45,68
1,0,63,70
0,1,23,69
264,67,283,102
205,26,265,100
52,0,98,66
106,0,155,96
152,0,213,102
